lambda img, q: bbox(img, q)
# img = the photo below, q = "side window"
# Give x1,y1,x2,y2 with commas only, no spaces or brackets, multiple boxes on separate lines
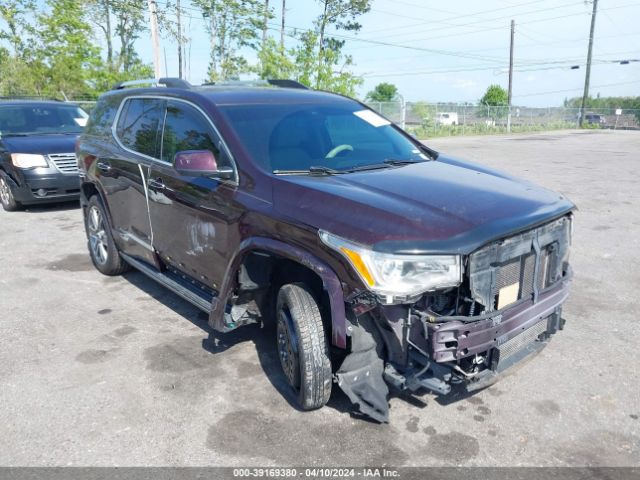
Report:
85,98,118,137
116,98,163,158
161,101,229,167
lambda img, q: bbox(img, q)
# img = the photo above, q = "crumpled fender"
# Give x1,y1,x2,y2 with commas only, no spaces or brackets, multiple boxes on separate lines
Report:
210,236,348,348
336,314,389,423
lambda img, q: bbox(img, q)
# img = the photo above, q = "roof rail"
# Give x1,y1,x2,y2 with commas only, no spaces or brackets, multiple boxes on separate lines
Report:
111,77,192,90
203,80,270,88
201,79,310,90
267,79,309,89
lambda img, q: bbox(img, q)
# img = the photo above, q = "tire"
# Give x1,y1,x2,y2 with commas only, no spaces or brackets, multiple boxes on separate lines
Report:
276,283,332,410
84,195,130,276
0,172,22,212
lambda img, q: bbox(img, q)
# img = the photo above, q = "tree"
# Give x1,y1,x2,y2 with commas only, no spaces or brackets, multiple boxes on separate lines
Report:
256,38,295,80
87,0,147,73
193,0,265,81
315,0,370,88
0,0,43,96
564,95,640,123
480,84,508,106
0,0,35,58
257,30,362,96
35,0,103,97
478,84,508,121
366,82,398,102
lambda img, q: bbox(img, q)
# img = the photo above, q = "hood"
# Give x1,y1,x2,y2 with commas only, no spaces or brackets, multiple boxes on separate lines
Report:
0,134,78,155
272,155,575,255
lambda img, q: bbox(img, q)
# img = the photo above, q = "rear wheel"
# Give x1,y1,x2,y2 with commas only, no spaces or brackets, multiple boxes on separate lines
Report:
0,172,22,212
85,195,130,275
276,283,332,410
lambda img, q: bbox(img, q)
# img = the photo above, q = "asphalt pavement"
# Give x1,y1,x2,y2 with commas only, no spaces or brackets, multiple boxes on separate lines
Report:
1,129,638,466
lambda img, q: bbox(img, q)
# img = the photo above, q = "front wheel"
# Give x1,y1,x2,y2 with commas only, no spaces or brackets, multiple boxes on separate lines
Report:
0,172,22,211
276,283,332,410
84,195,130,275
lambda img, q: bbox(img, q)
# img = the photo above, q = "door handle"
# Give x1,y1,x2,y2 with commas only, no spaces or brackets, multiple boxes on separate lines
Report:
96,161,111,172
148,178,165,190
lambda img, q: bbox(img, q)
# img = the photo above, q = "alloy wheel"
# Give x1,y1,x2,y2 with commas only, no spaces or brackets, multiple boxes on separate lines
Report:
277,306,300,389
87,205,108,265
0,177,11,205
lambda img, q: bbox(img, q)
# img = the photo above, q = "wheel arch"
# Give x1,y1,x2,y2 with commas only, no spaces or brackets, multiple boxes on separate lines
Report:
210,237,348,349
81,181,116,230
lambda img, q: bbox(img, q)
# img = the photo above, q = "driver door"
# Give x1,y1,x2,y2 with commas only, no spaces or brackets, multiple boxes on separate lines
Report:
147,99,238,288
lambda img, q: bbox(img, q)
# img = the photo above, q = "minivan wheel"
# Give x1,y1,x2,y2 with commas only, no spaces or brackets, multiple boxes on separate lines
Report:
276,283,332,410
85,196,130,276
0,172,22,211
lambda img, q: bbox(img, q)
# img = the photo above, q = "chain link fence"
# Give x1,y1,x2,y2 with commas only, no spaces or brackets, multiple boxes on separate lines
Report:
6,95,637,137
365,101,640,137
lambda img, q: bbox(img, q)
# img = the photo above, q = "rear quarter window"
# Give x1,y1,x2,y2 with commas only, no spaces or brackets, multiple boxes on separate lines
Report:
115,98,164,158
84,98,119,137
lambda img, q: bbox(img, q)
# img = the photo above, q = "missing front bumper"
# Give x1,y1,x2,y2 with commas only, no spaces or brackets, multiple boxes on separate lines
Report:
336,277,570,422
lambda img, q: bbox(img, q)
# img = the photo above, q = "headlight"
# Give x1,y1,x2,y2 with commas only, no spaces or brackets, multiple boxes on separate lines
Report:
320,230,462,302
11,153,48,169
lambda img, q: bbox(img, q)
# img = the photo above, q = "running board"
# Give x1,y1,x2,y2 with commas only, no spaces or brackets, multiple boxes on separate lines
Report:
121,253,213,313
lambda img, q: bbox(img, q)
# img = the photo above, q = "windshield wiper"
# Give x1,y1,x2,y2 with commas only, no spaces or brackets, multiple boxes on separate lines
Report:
383,158,423,166
342,160,420,173
309,165,343,175
0,133,29,137
273,166,344,176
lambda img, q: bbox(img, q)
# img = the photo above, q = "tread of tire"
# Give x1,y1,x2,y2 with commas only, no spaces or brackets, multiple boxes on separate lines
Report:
280,283,332,410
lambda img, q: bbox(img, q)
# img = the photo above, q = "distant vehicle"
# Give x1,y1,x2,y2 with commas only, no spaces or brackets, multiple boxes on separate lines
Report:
436,112,458,126
0,100,87,211
584,113,606,126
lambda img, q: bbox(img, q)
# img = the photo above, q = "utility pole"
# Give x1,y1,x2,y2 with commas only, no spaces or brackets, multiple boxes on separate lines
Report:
580,0,599,127
280,0,286,49
507,19,515,133
148,0,162,78
177,0,183,79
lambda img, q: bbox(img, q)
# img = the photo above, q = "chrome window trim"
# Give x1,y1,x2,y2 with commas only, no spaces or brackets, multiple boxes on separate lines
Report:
111,94,239,186
111,96,165,164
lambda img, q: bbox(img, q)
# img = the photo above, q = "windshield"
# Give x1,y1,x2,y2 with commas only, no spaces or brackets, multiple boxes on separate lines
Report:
0,104,88,136
218,102,428,173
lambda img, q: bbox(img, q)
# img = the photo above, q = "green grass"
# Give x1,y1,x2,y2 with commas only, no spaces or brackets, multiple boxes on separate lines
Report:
407,121,580,138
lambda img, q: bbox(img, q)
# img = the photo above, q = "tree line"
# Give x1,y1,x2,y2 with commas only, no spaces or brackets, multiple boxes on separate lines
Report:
0,0,372,99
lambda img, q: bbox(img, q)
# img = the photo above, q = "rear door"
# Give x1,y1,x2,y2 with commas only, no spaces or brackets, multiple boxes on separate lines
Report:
100,97,164,264
147,99,239,287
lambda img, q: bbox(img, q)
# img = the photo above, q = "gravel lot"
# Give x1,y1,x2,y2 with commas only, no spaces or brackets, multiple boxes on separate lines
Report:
1,130,639,467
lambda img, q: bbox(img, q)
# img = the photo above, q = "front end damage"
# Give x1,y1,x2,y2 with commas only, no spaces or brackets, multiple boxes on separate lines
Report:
335,215,572,422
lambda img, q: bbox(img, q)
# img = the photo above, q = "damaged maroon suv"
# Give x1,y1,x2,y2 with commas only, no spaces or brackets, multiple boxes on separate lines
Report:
76,78,574,422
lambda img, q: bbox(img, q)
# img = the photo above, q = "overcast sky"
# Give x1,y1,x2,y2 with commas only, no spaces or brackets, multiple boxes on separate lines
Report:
83,0,640,106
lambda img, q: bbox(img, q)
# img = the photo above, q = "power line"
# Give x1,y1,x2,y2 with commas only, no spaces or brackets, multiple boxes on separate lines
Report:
359,0,586,42
514,79,639,98
360,57,629,78
359,0,560,37
349,3,640,51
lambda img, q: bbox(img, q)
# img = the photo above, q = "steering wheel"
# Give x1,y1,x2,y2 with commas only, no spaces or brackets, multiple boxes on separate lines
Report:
325,144,354,159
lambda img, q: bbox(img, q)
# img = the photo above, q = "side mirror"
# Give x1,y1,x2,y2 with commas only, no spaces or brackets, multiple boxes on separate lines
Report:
174,150,234,180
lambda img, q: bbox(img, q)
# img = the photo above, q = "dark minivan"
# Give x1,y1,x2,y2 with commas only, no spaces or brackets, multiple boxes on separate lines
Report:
76,79,574,422
0,100,87,211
